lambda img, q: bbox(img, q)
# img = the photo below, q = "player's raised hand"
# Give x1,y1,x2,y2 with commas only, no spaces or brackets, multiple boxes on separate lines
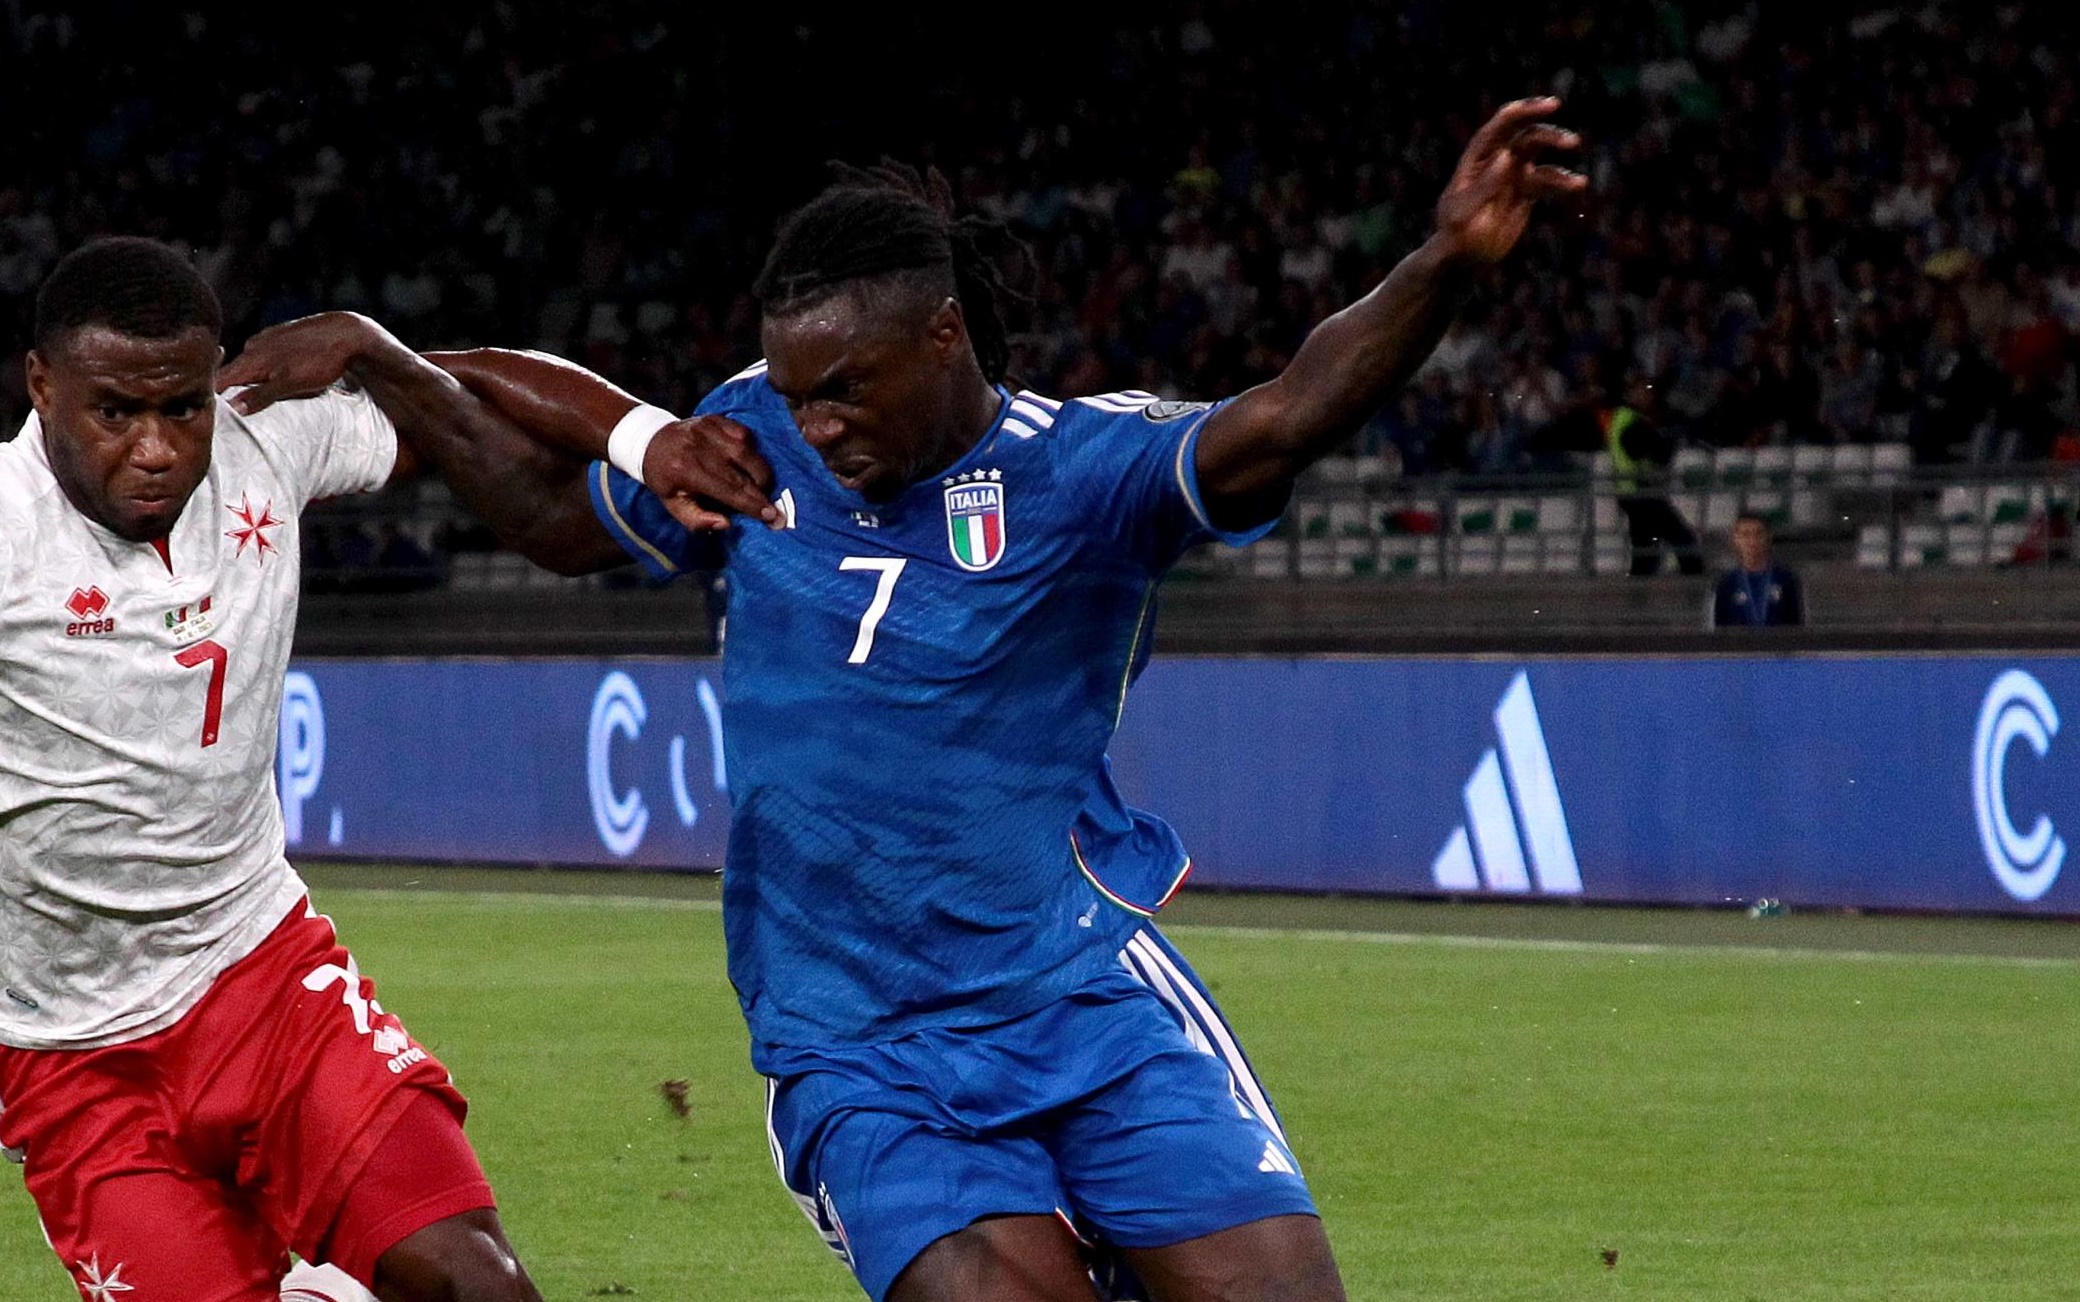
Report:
219,311,401,415
1433,96,1587,267
645,415,784,531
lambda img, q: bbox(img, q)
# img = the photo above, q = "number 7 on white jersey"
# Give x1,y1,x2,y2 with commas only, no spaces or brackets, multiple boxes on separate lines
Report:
839,557,906,664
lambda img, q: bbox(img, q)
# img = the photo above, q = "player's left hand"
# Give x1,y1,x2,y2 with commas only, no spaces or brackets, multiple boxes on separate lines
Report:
1432,96,1587,267
647,415,784,532
218,311,400,414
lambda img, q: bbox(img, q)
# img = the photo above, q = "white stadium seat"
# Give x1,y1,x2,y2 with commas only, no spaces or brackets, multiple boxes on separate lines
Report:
1856,524,1892,569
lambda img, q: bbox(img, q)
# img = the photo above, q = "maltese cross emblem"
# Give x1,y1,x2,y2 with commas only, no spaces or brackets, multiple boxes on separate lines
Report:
75,1255,134,1300
225,493,282,562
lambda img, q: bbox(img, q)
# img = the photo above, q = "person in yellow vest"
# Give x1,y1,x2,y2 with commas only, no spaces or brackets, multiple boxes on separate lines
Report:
1603,373,1703,576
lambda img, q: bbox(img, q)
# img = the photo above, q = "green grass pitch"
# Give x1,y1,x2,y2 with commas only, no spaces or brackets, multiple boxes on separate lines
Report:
4,868,2077,1299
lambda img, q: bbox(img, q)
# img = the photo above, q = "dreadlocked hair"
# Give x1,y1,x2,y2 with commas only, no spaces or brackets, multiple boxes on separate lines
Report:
754,160,1031,385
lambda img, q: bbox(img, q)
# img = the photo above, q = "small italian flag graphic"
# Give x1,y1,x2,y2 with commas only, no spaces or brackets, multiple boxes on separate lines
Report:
945,482,1006,571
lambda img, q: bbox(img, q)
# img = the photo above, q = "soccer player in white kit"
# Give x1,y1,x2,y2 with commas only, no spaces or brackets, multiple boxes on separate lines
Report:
0,238,544,1301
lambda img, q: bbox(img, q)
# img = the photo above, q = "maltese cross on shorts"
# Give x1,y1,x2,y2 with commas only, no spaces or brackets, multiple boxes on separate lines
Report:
75,1254,134,1300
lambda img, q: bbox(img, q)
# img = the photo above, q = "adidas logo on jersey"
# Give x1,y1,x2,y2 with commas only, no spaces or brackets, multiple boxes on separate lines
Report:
1257,1140,1297,1175
63,586,115,638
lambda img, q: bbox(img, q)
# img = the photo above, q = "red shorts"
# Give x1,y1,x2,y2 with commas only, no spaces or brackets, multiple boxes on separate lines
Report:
0,903,495,1299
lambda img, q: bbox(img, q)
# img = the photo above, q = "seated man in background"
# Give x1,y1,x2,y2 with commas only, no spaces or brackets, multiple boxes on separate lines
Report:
1711,511,1806,628
0,238,544,1302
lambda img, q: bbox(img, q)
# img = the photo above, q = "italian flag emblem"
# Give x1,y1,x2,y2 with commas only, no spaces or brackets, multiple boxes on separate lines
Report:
943,473,1007,572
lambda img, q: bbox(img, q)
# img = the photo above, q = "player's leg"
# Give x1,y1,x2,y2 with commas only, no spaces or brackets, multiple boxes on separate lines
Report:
887,1214,1099,1302
1051,942,1340,1302
762,1063,1090,1302
319,1093,539,1302
1115,927,1288,1146
219,908,535,1300
1123,1216,1344,1302
0,1045,288,1302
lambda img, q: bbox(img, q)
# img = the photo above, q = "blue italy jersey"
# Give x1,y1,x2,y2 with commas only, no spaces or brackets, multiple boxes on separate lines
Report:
589,366,1273,1051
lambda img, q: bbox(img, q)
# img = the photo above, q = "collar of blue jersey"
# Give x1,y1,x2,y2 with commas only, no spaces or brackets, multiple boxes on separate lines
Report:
793,387,1014,511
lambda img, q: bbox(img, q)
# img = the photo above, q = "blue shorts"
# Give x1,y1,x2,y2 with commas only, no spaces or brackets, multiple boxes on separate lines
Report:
760,926,1315,1301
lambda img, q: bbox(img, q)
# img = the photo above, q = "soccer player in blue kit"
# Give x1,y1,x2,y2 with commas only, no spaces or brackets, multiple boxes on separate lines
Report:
226,98,1582,1302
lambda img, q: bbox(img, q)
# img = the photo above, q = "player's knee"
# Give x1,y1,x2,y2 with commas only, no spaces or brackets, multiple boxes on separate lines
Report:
372,1210,541,1302
1126,1214,1344,1302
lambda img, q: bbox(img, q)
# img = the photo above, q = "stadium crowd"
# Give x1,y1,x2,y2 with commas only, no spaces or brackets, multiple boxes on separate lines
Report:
3,2,2078,485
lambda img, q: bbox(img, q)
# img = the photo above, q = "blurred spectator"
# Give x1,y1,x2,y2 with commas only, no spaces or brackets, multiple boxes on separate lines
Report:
1604,373,1703,577
1712,513,1806,628
3,1,2080,496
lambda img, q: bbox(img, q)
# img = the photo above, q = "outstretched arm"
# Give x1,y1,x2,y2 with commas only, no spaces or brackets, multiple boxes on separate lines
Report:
221,317,781,573
219,314,629,573
423,348,781,533
1195,97,1587,529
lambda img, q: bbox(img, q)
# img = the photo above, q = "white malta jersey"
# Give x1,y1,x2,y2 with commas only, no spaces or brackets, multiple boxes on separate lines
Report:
0,389,396,1050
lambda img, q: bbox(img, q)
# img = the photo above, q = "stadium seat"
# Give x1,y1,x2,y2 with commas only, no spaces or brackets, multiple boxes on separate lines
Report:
1990,522,2030,563
1592,495,1620,532
1248,539,1293,579
1296,538,1339,578
1328,499,1371,538
1335,536,1374,564
1792,444,1832,484
1297,501,1333,540
1453,534,1501,576
1536,495,1582,535
1829,444,1874,483
1588,451,1616,489
1742,489,1788,527
1712,446,1755,488
1855,524,1892,569
1939,485,1985,523
1898,523,1945,568
1789,487,1831,528
1498,497,1539,534
1870,443,1911,486
1499,534,1541,574
1349,455,1390,487
1986,483,2035,525
1312,457,1361,487
1703,491,1741,532
1454,497,1499,535
1377,495,1443,535
1377,536,1441,577
1752,445,1793,488
1945,522,1987,567
1671,447,1713,490
1592,534,1629,575
1539,540,1585,574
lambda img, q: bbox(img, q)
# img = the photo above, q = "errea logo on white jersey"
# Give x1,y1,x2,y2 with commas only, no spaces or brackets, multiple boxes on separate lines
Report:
1431,672,1583,896
63,585,115,638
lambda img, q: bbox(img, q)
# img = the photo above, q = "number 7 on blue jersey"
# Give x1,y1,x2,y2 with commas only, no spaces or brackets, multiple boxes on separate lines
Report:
838,557,906,664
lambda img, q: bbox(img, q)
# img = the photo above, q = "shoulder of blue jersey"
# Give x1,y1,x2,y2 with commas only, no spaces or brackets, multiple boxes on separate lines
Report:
1021,389,1216,435
695,359,780,419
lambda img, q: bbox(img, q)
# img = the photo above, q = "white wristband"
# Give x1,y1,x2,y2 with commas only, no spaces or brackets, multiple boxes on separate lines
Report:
605,404,678,484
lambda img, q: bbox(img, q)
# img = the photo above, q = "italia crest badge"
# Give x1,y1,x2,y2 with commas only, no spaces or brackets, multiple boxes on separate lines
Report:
942,469,1006,572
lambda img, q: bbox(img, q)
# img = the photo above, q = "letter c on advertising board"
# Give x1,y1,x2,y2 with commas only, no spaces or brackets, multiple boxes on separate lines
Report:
588,671,650,857
1973,669,2064,902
